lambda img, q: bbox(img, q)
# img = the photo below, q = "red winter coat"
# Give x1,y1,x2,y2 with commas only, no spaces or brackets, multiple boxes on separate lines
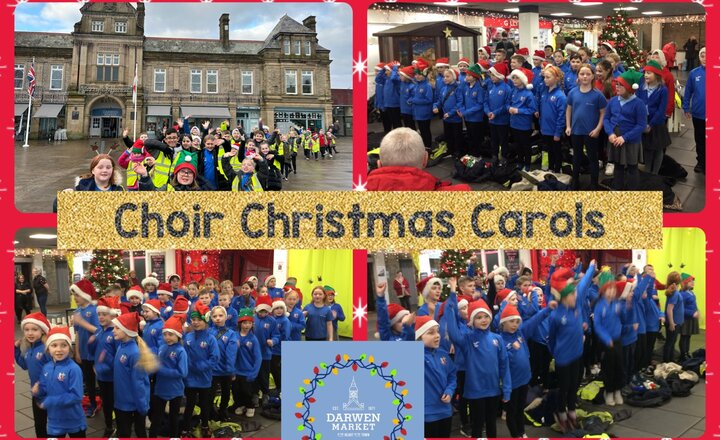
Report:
660,67,676,118
662,43,677,69
366,166,471,191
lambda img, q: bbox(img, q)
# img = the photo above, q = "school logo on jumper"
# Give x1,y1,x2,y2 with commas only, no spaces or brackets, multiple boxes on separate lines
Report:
119,354,128,364
57,372,66,382
35,352,43,360
282,341,424,440
169,351,177,359
200,341,207,348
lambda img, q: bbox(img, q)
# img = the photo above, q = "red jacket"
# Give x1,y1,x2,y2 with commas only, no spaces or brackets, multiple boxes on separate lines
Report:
367,166,471,191
660,67,676,118
662,44,677,69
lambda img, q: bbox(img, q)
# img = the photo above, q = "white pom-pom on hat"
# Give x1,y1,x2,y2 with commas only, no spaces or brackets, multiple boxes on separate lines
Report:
632,83,639,90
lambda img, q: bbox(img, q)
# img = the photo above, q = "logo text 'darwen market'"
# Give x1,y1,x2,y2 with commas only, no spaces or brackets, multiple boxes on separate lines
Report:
326,377,381,433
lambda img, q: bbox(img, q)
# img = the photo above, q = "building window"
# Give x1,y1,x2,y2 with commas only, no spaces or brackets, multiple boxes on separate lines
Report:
295,41,301,55
305,41,312,56
284,39,290,55
14,64,24,89
50,65,63,90
96,53,119,82
190,69,202,93
154,69,166,93
115,21,127,33
285,70,297,95
302,71,313,95
207,69,218,94
91,20,104,32
241,71,253,94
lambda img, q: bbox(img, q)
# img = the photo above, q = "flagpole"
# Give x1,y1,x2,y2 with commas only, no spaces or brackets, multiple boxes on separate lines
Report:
22,58,33,148
133,62,138,140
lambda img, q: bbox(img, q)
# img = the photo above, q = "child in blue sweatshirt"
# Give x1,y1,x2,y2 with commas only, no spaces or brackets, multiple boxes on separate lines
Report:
548,260,596,432
254,296,280,403
603,69,647,190
679,273,699,362
640,267,664,369
325,286,345,340
415,315,456,438
284,288,306,341
374,64,387,132
151,316,188,438
683,47,706,172
217,290,238,329
156,285,175,321
445,293,511,438
508,68,538,170
142,300,165,355
264,275,285,300
409,59,435,151
434,68,463,158
459,64,486,158
232,309,263,417
638,60,671,174
302,286,334,340
33,327,85,438
383,63,402,131
564,54,581,94
182,302,219,437
270,299,292,394
93,298,120,436
69,280,100,418
399,66,416,130
593,274,625,406
210,305,238,421
663,272,685,362
485,64,511,163
15,312,51,437
232,279,257,311
111,313,153,438
618,280,639,384
538,65,567,173
375,282,414,341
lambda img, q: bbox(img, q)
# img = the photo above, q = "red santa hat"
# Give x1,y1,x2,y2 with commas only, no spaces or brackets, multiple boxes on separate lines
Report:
468,299,492,323
414,315,439,340
374,62,385,71
191,302,212,323
264,274,277,286
142,299,163,316
126,285,144,302
457,57,470,67
499,304,522,325
415,57,431,76
478,60,491,72
131,138,145,155
516,47,530,59
174,156,196,177
157,283,172,298
142,275,159,289
495,288,517,306
489,62,510,80
600,41,616,53
550,267,576,300
457,295,473,310
45,326,72,347
162,315,184,338
272,299,288,316
435,57,450,67
70,279,97,304
168,273,181,283
384,60,400,71
510,68,534,90
533,50,546,61
416,275,442,300
173,296,190,315
255,295,273,313
616,280,635,300
446,68,460,81
22,312,50,334
113,313,140,338
387,303,410,326
96,296,122,316
399,66,415,80
479,45,492,58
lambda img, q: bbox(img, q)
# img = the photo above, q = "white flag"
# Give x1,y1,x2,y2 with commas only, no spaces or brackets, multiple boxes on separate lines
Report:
132,63,138,105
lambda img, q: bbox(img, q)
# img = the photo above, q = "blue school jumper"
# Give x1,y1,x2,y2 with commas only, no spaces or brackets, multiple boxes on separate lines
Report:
143,317,165,355
288,305,306,341
665,290,685,326
603,96,647,144
637,83,669,127
210,326,239,377
184,328,220,388
376,295,414,341
235,332,262,380
270,314,291,356
75,304,99,361
254,314,279,360
424,347,457,423
93,326,117,383
155,342,188,400
502,307,552,389
37,357,86,434
484,81,512,126
374,70,386,110
409,77,434,121
681,289,698,321
539,86,567,138
232,295,256,312
382,66,401,109
460,81,485,123
328,303,346,336
15,341,49,388
683,65,706,119
564,69,579,94
302,303,333,340
434,82,463,124
508,87,537,130
113,339,150,414
400,79,415,118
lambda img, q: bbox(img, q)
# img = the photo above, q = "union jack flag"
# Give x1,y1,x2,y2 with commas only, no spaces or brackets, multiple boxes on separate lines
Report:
27,60,36,97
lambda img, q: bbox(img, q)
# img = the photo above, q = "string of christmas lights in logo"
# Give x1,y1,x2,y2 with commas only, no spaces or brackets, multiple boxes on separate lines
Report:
295,353,413,440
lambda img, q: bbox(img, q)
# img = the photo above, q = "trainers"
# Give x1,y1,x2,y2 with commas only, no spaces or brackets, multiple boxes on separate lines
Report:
234,406,246,415
614,389,624,405
85,404,97,418
605,162,615,176
103,427,115,437
246,407,256,418
459,424,472,437
329,154,333,158
605,390,616,406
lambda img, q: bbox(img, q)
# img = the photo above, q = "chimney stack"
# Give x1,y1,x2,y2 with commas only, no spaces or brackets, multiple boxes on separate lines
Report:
136,3,145,30
219,13,230,50
303,16,317,32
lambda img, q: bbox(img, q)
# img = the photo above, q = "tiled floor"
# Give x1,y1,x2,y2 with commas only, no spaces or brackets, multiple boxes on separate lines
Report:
14,137,354,213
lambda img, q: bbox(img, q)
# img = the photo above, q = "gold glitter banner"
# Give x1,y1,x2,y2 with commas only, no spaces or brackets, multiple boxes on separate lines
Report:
57,191,663,250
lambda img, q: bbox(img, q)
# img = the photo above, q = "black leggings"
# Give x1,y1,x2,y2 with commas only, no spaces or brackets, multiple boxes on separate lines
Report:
32,397,48,437
150,395,182,437
455,370,469,425
643,331,658,368
528,339,550,387
232,376,255,409
693,117,705,167
466,121,484,157
14,294,33,322
385,107,402,131
257,359,272,395
469,395,499,437
424,416,452,438
97,380,114,429
443,121,463,157
402,113,416,130
489,124,509,160
290,154,297,174
505,384,529,437
571,134,600,188
613,164,638,191
635,333,647,373
623,342,636,384
183,387,212,429
511,128,532,166
543,135,563,172
212,376,233,413
80,360,96,404
601,340,624,392
270,355,282,393
416,119,432,150
115,409,146,438
663,325,679,362
679,334,692,359
556,357,582,412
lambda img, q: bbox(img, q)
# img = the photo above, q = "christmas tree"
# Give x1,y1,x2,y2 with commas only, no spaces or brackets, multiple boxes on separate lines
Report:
86,250,128,296
600,11,642,70
438,250,474,278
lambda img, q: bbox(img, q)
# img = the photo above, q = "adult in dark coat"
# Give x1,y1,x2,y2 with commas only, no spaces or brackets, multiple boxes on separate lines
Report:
14,274,33,323
683,36,699,71
31,267,49,316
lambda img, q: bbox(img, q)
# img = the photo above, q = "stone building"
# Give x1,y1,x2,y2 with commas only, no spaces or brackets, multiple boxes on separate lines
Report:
15,2,333,140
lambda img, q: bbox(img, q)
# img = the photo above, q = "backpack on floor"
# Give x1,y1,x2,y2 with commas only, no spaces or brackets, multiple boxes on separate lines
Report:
659,154,689,182
665,372,696,397
454,157,493,183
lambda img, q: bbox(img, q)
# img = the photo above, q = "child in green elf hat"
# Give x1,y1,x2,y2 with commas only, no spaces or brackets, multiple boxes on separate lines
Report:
603,69,648,191
325,285,345,340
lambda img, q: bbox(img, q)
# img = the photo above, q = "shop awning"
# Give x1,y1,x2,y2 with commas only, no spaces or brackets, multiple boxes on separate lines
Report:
147,105,171,116
15,103,28,116
33,104,64,118
181,106,231,118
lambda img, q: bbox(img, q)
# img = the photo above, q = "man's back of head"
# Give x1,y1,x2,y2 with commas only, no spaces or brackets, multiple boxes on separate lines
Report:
378,127,427,169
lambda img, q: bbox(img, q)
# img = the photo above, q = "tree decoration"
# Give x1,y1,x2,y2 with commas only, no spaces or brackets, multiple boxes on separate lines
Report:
296,353,413,440
438,250,473,278
86,250,128,295
599,10,643,70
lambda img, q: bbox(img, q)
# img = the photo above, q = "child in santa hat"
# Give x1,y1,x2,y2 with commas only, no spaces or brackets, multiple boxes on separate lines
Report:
444,292,510,438
210,305,239,421
325,285,345,341
264,274,285,300
374,282,414,341
182,302,219,437
446,278,473,435
538,64,567,174
15,312,51,437
156,283,174,321
118,138,154,191
151,316,188,437
434,67,463,158
416,275,443,319
459,64,486,158
409,58,435,151
122,285,145,317
142,299,165,355
255,296,280,406
32,327,86,437
232,308,262,417
142,274,159,300
285,288,306,341
416,315,456,438
531,50,547,97
69,279,100,418
508,67,538,170
383,61,403,132
398,65,417,130
94,297,122,436
485,62,512,164
270,299,291,394
302,286,334,341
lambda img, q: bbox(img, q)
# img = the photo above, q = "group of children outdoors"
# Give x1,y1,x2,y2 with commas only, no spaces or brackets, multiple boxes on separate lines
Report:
373,40,706,190
71,118,338,194
15,272,345,438
375,256,701,438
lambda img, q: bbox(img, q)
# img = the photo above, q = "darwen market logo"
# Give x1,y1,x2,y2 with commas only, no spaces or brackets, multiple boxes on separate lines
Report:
294,353,413,440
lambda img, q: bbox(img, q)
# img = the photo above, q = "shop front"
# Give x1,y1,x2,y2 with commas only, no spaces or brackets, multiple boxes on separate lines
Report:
273,108,324,134
33,104,66,140
89,107,123,138
146,105,171,139
180,105,232,132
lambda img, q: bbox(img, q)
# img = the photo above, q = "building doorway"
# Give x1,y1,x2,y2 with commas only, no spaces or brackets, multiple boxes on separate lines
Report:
89,98,123,138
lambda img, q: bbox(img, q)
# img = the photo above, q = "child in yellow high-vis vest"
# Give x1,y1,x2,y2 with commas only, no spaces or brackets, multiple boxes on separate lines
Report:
221,150,264,192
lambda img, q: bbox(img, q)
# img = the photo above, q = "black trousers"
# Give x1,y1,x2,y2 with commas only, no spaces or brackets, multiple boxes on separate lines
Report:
635,333,647,373
623,342,636,384
212,376,233,413
693,117,705,167
466,121,485,157
528,339,550,387
455,370,469,425
469,395,499,437
80,360,96,404
679,334,692,359
511,128,532,166
489,124,509,160
385,107,402,131
290,154,297,174
644,331,658,368
97,380,114,429
613,164,639,191
115,409,146,438
232,376,255,408
150,395,182,437
443,121,463,157
270,355,282,393
663,325,679,362
416,119,432,150
543,135,563,172
381,110,393,134
48,430,85,438
14,294,33,322
402,113,416,130
257,359,271,395
505,384,529,437
399,295,411,311
424,416,452,438
32,397,48,437
556,357,582,412
183,387,212,429
601,340,624,392
571,134,600,188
